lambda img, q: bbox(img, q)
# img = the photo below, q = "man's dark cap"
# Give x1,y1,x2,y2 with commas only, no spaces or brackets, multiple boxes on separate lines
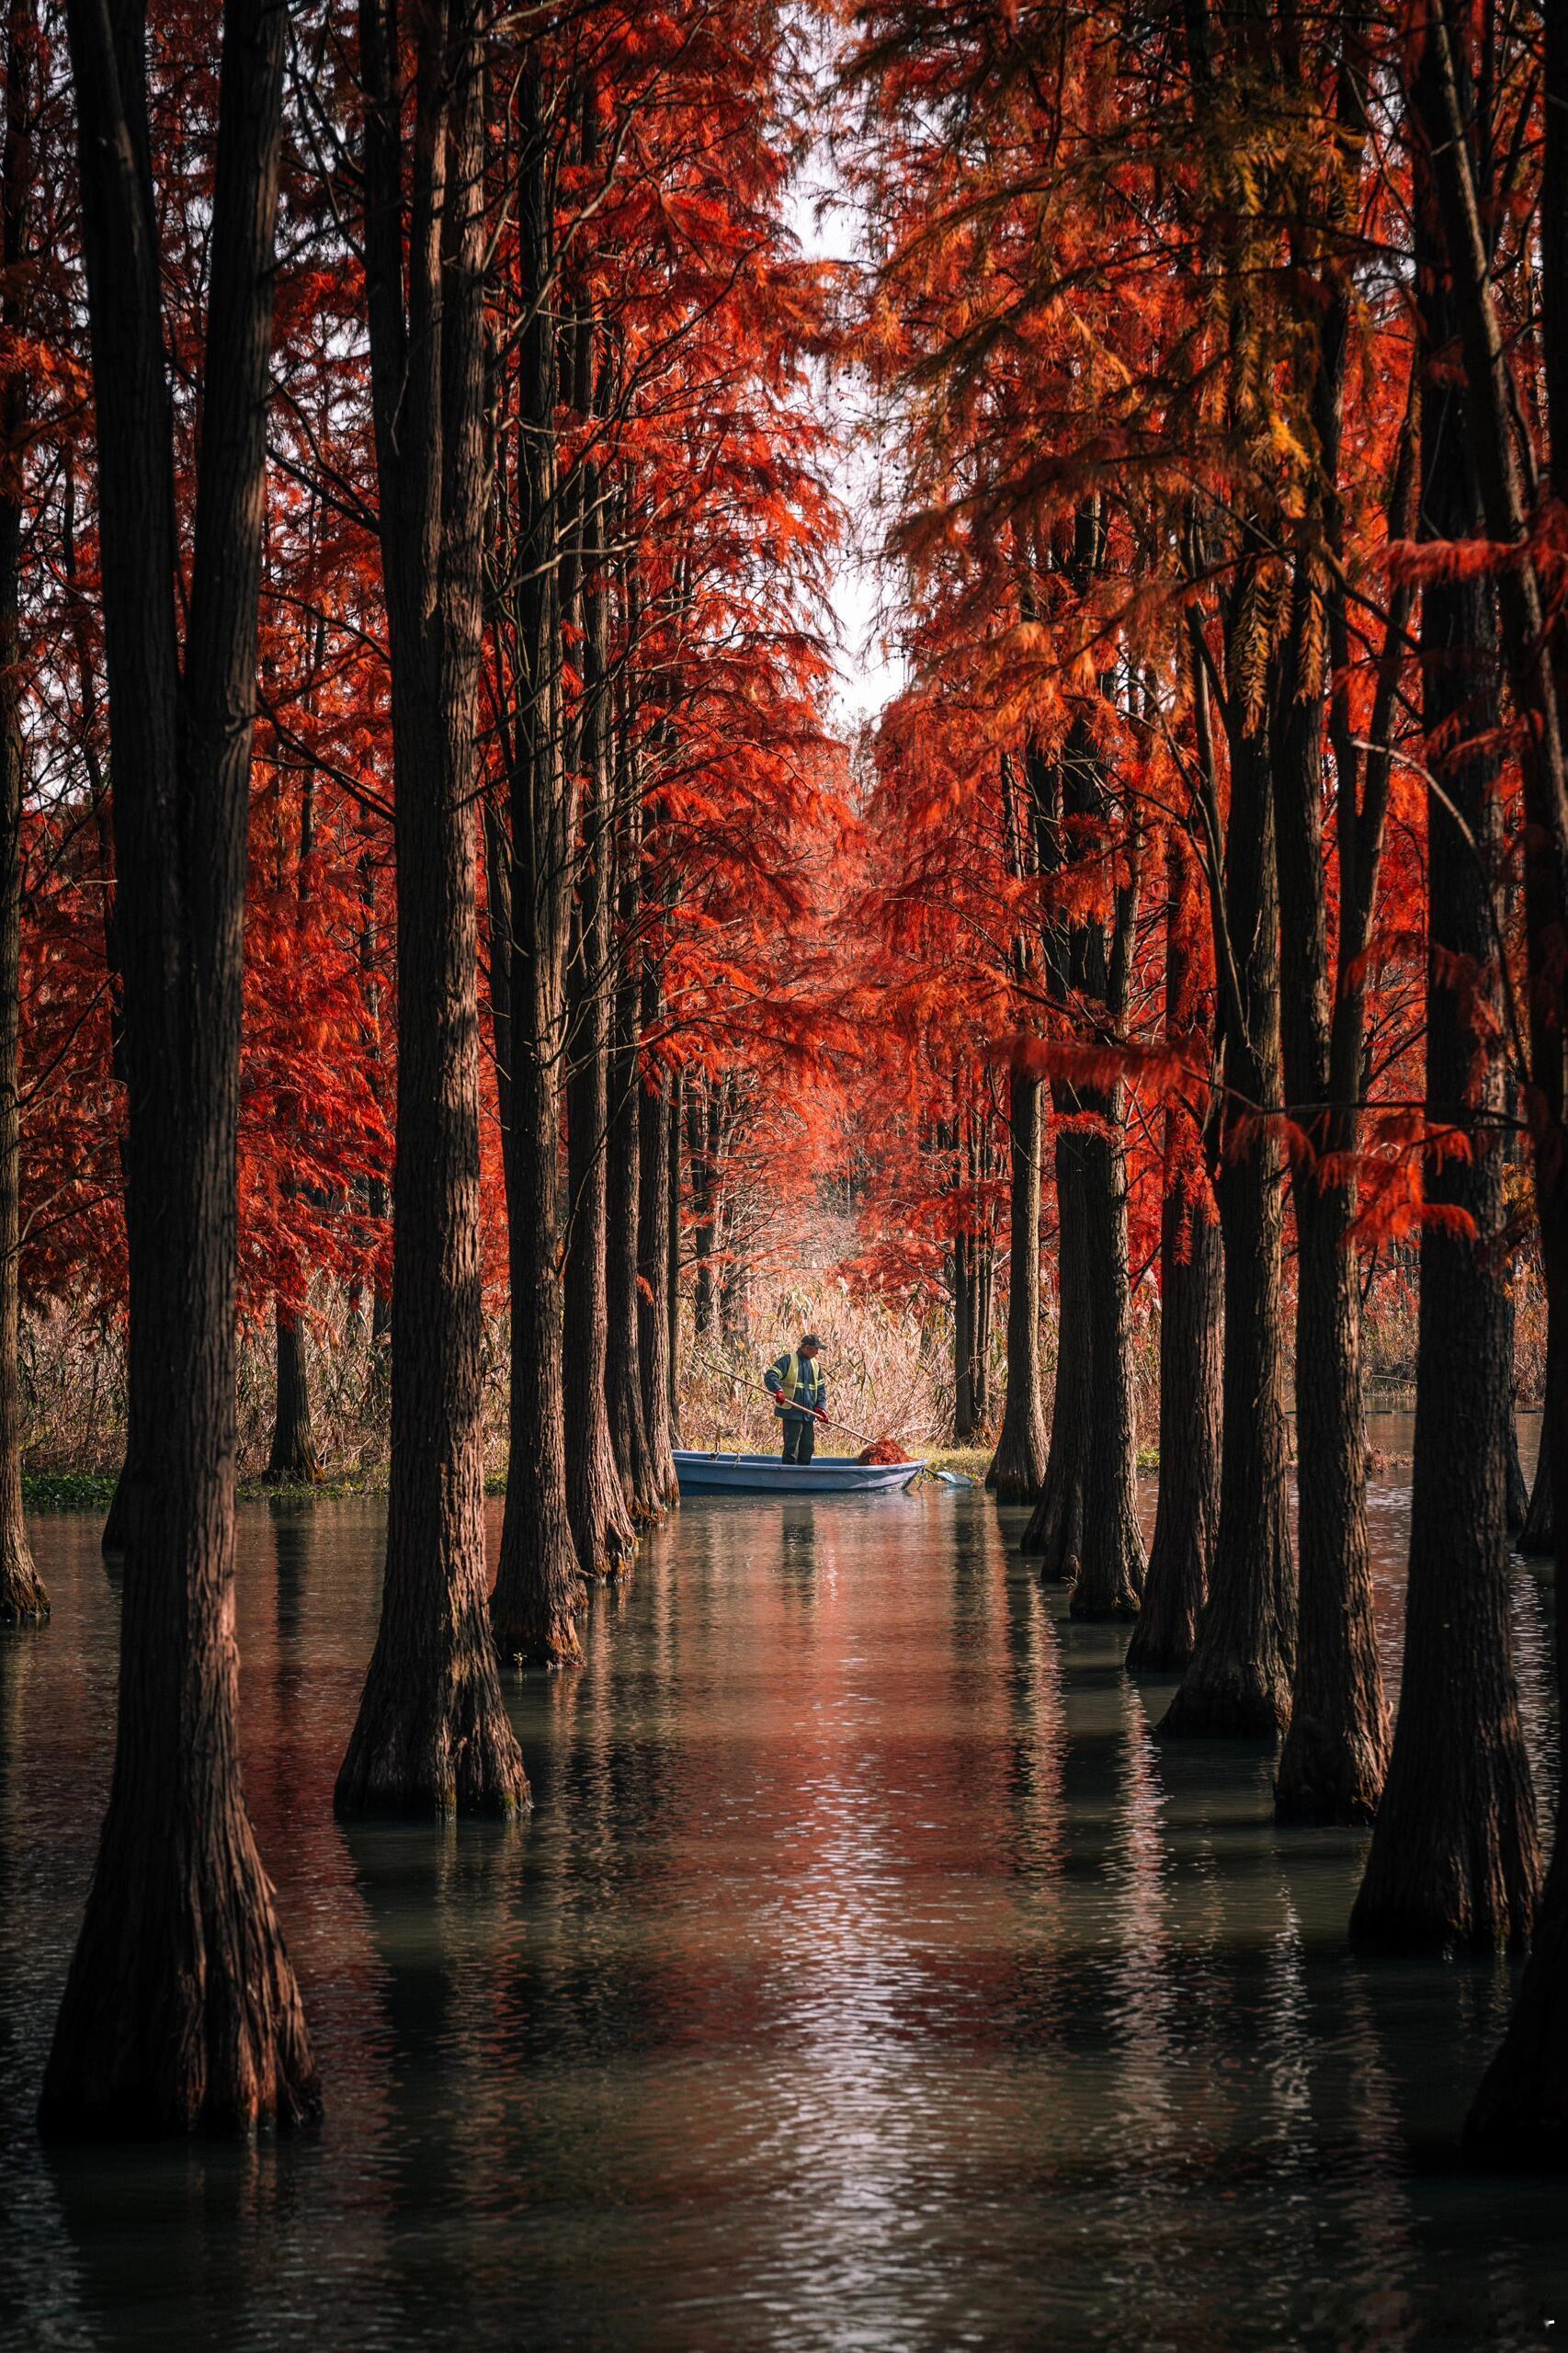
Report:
800,1333,822,1349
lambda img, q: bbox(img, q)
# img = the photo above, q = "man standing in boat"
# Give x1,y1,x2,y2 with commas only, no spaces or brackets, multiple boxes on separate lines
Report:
765,1334,829,1464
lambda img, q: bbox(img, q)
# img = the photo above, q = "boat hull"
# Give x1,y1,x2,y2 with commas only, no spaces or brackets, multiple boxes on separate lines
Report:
673,1449,922,1495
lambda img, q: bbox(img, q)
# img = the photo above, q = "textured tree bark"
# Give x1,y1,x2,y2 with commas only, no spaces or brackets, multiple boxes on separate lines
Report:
1273,683,1386,1810
637,964,679,1508
561,347,636,1581
605,787,661,1521
973,1188,993,1428
98,1457,131,1556
987,1064,1048,1502
666,1074,681,1429
1016,668,1142,1602
0,0,39,1625
1520,1354,1554,1558
0,0,41,1625
41,0,318,2133
1348,1110,1538,1949
564,902,637,1573
1069,1106,1145,1619
1461,0,1568,2156
1021,1126,1087,1563
63,466,130,1564
1349,102,1537,1941
1127,1183,1221,1672
265,672,324,1487
1064,845,1144,1619
1505,1414,1529,1535
1467,1831,1568,2164
1128,827,1219,1673
687,1077,718,1341
952,1220,976,1442
491,960,582,1668
1268,150,1392,1819
265,1307,321,1485
1500,1258,1529,1534
1161,718,1295,1741
484,63,581,1672
355,838,392,1366
1277,1177,1387,1817
336,0,527,1813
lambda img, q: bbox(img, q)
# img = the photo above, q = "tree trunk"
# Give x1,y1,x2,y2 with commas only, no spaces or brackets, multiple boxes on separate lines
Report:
606,844,660,1519
1062,852,1144,1620
265,1306,321,1485
41,0,318,2133
953,1221,975,1442
1500,1254,1528,1533
491,956,582,1667
1069,1108,1145,1619
356,838,392,1368
1277,1177,1387,1817
986,1064,1047,1502
1520,1352,1554,1557
1348,1109,1538,1948
336,0,527,1813
1505,1409,1529,1535
1020,1127,1087,1562
564,870,637,1575
1461,0,1568,2157
1268,200,1392,1818
0,0,40,1625
1160,720,1295,1741
607,1039,659,1520
666,1073,681,1429
561,330,636,1579
1127,1183,1221,1673
688,1077,718,1341
637,967,679,1508
483,67,580,1671
1016,668,1141,1596
1350,65,1539,1945
974,1196,993,1427
1272,624,1388,1813
64,463,129,1565
1128,826,1219,1674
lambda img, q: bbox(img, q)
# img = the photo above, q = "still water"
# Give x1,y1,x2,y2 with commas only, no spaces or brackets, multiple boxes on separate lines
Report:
0,1425,1564,2352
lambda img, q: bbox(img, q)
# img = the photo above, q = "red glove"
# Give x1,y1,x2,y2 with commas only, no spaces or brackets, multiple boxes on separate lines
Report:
814,1407,829,1424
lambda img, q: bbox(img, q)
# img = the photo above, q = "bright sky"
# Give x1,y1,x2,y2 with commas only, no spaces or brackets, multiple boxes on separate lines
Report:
790,146,906,735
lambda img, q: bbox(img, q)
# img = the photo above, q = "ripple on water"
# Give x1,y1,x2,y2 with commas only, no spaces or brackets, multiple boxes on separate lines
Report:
0,1427,1562,2351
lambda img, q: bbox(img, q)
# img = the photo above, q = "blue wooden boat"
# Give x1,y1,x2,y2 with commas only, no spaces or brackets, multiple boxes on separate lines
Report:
674,1449,922,1496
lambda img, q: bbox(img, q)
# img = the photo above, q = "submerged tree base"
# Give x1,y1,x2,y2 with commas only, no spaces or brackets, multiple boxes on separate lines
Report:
491,1593,583,1671
1465,1846,1568,2168
1124,1604,1199,1677
335,1667,530,1820
0,1542,47,1622
39,1812,320,2140
1348,1853,1537,1956
1021,1464,1083,1574
575,1527,636,1584
1068,1575,1141,1622
989,1471,1042,1506
1158,1659,1289,1743
1274,1709,1384,1826
1349,1732,1538,1952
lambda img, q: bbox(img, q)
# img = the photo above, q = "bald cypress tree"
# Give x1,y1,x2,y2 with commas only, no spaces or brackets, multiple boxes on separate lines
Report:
335,0,528,1811
40,0,317,2134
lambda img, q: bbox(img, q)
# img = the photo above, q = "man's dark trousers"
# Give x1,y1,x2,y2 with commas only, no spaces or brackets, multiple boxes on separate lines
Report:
781,1415,816,1465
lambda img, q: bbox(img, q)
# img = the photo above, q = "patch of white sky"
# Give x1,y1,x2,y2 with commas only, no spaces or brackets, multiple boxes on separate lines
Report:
787,104,907,742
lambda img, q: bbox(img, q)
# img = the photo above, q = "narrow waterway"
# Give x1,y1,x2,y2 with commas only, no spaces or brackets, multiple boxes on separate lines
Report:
0,1423,1562,2351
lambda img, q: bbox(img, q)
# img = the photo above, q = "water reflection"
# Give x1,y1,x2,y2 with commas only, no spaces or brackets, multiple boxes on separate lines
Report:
0,1449,1562,2349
